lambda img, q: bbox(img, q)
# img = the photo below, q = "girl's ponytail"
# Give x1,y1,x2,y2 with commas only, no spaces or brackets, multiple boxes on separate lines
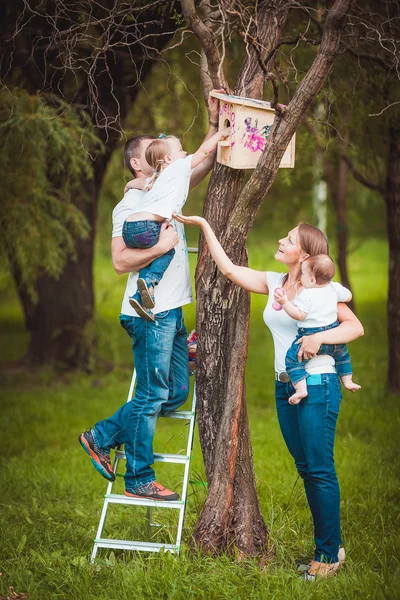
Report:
144,138,174,191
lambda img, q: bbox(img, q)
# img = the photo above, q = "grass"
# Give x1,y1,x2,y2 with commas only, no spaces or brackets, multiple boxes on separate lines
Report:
1,235,400,599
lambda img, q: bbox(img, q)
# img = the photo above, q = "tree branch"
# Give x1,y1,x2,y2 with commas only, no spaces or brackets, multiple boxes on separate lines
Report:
341,155,385,194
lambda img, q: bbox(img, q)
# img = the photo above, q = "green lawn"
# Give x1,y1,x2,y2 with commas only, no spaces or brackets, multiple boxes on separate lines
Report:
1,235,399,600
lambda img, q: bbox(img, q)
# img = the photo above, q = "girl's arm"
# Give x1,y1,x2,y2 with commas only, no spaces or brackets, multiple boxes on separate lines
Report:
274,289,307,321
174,214,269,294
296,303,364,361
191,128,230,169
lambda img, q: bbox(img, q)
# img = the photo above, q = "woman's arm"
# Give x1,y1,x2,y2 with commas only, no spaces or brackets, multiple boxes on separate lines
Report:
173,214,269,294
296,303,364,361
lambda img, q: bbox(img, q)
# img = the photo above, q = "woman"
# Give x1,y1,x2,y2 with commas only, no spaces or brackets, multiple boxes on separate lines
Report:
174,214,364,579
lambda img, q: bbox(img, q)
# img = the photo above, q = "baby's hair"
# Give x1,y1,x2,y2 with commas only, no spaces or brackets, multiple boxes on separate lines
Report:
144,136,178,191
303,254,336,285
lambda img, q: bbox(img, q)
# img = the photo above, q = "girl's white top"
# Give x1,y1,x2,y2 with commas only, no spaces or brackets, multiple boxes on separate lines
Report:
263,272,336,374
293,281,351,328
141,154,194,219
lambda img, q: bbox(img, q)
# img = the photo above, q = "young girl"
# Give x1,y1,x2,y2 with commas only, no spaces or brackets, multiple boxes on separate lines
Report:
123,130,229,321
273,254,361,404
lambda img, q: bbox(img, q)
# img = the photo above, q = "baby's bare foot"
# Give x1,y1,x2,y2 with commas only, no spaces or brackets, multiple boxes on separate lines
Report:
343,381,361,392
288,391,307,404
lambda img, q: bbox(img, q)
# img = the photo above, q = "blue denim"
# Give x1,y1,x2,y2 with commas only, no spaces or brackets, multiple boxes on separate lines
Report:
286,320,352,385
276,373,343,562
122,220,175,297
92,308,189,491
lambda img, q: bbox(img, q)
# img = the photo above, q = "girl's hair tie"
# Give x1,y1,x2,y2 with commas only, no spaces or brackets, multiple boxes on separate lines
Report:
157,159,164,164
158,133,167,138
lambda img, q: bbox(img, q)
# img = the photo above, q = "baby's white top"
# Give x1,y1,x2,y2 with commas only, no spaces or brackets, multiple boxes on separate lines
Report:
144,154,194,219
263,272,336,374
294,281,350,328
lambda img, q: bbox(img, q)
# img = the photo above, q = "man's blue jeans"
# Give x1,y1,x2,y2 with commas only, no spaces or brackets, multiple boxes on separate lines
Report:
286,320,353,385
122,220,175,296
276,373,343,563
92,308,189,491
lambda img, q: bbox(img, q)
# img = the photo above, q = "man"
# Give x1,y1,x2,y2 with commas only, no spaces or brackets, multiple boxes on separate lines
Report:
79,93,221,501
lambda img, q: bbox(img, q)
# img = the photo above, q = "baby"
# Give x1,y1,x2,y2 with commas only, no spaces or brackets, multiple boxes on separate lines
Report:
274,254,361,404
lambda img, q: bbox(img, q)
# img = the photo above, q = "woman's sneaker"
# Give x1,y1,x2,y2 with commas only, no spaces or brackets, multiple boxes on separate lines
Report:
78,429,115,481
125,481,179,501
137,278,155,309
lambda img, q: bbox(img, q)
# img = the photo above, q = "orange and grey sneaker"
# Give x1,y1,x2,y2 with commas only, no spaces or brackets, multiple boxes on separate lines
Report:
78,428,115,481
125,481,179,501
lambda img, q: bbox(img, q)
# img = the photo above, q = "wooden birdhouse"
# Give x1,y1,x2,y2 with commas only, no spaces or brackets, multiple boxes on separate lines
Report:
210,91,295,169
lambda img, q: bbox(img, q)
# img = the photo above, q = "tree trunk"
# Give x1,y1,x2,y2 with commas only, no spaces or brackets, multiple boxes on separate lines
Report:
194,165,268,554
326,128,355,311
386,124,400,393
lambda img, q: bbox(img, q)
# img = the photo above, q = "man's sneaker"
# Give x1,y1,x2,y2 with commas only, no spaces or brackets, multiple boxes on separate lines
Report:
125,481,180,501
78,429,115,481
128,297,155,322
137,278,155,309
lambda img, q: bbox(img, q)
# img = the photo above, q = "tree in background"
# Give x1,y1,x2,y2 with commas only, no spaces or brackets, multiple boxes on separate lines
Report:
179,0,352,555
0,0,178,368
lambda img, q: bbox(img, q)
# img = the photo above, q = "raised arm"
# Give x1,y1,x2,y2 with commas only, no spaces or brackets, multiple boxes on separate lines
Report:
189,90,225,189
173,214,269,295
112,223,178,275
297,303,364,361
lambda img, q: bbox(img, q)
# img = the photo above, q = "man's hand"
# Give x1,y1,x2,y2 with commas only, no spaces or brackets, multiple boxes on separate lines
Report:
156,222,179,253
296,332,322,362
208,88,225,122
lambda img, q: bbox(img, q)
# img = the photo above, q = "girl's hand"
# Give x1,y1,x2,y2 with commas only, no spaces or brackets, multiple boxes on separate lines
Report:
296,332,322,362
173,214,206,228
124,179,144,193
273,287,287,305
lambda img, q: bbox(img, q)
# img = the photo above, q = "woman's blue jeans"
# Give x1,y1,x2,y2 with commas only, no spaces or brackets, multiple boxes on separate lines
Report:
276,373,343,562
92,308,189,491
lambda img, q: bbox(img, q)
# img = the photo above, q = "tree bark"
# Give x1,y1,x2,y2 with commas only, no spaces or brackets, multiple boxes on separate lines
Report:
386,124,400,393
190,0,351,555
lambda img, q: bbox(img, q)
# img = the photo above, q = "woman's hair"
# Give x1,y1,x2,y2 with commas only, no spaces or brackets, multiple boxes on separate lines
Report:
144,136,178,191
282,222,329,286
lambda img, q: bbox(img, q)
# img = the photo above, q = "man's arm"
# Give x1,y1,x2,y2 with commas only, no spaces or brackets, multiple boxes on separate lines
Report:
112,223,179,275
189,89,224,189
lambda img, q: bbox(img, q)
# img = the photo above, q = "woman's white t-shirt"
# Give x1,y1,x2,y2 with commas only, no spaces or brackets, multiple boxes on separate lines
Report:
263,272,335,374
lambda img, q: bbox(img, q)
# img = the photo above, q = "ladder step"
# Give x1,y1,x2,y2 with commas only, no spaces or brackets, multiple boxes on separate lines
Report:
115,451,189,464
94,538,179,553
105,493,184,509
162,410,195,420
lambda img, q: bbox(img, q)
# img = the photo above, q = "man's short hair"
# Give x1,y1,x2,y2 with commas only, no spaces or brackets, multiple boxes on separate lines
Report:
124,135,156,176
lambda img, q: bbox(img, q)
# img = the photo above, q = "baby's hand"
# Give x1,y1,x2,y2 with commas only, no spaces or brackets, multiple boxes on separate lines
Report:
273,287,287,305
124,179,144,194
219,126,231,139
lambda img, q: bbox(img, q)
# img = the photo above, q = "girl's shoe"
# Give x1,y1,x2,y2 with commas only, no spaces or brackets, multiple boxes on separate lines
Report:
137,278,155,309
297,547,345,573
129,297,155,322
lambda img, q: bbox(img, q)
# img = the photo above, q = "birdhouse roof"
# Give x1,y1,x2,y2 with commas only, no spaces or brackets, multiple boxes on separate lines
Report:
210,91,274,112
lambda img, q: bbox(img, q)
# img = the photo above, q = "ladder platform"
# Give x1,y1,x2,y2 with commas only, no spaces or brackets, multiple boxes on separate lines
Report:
162,410,195,419
94,538,179,553
115,450,189,464
105,493,183,509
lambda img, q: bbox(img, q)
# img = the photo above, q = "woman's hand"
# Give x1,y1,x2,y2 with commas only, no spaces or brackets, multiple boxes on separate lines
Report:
173,214,206,228
296,332,322,362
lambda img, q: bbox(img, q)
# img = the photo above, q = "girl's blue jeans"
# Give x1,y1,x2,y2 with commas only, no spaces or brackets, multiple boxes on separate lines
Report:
286,320,352,385
276,373,343,562
92,309,189,492
122,220,175,298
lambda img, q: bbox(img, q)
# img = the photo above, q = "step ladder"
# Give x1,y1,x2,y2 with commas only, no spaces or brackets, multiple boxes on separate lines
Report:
91,369,196,561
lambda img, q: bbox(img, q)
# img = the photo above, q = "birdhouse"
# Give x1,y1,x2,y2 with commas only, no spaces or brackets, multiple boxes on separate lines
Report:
210,91,295,169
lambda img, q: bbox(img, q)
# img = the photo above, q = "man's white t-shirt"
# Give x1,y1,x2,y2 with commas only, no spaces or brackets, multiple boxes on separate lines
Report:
112,158,194,316
263,272,335,374
293,282,351,328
